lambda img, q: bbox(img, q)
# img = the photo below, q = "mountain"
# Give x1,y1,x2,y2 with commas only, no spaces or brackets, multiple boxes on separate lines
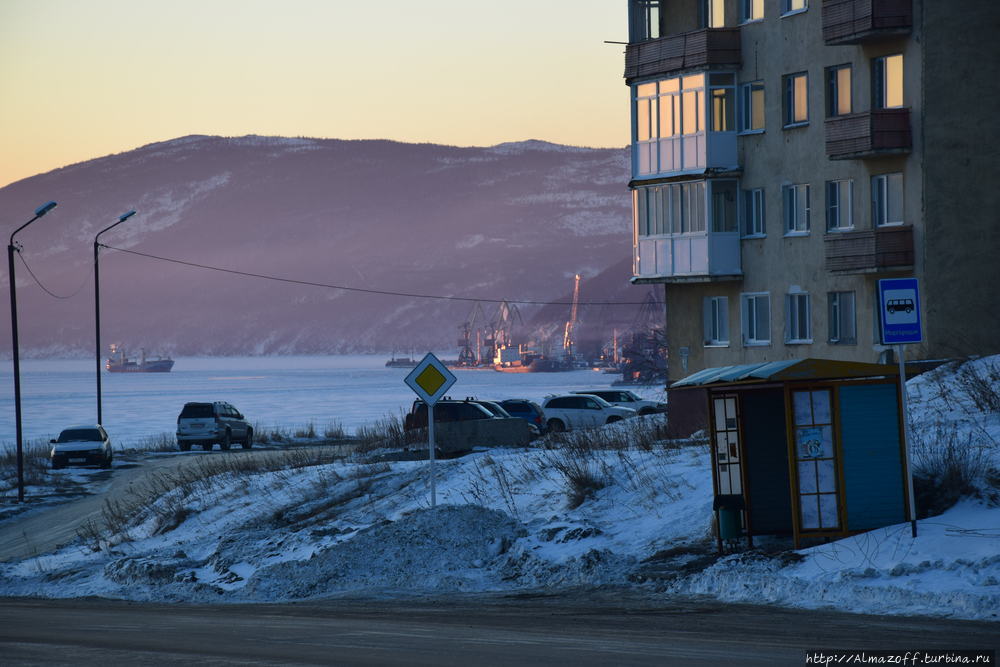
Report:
0,135,641,357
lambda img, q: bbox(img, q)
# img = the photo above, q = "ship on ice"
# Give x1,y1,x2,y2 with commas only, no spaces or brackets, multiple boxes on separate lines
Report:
105,344,174,373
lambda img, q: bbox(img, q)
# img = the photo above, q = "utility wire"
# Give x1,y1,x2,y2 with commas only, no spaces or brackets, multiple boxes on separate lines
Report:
16,251,94,300
98,244,662,307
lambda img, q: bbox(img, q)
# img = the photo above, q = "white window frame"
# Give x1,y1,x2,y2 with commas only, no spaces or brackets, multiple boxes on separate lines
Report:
825,179,854,232
783,72,808,127
828,291,857,345
782,0,808,16
871,173,904,226
741,292,771,346
783,183,811,235
742,188,766,237
704,296,730,346
785,291,812,344
739,81,765,133
741,0,764,23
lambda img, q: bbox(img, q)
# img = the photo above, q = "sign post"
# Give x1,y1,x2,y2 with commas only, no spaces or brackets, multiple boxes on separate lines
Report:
878,278,922,538
404,353,456,508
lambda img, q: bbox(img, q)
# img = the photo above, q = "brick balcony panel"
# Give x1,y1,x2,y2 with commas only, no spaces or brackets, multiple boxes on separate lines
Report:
822,0,912,45
825,109,911,159
625,28,741,81
825,225,914,273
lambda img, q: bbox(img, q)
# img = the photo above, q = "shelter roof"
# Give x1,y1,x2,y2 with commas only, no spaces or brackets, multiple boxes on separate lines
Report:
670,358,898,388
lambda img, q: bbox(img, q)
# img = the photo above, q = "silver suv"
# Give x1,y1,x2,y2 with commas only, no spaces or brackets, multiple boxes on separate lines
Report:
176,402,253,451
570,390,666,415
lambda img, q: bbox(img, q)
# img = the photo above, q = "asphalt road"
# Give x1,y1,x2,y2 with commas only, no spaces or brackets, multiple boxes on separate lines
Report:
0,594,996,666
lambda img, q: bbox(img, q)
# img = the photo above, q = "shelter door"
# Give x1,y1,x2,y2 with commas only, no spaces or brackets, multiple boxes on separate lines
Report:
792,389,841,531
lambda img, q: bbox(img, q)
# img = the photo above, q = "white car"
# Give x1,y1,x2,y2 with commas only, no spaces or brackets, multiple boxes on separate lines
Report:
541,394,637,432
570,390,666,415
177,401,253,451
50,425,113,469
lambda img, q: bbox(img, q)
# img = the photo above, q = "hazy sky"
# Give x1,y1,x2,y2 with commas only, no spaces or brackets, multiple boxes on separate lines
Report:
0,0,628,188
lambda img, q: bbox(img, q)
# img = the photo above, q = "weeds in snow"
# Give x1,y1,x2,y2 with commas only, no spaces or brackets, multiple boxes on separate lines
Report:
911,424,999,517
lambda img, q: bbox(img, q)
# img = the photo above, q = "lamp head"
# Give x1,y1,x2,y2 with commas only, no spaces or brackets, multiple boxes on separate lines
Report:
118,210,136,223
34,201,57,217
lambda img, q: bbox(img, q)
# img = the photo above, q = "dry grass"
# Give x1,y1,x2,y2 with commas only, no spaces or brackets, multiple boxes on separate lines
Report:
911,424,999,517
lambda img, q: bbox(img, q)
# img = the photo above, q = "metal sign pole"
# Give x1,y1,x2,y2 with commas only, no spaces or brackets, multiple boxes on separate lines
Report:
428,402,436,507
897,344,917,538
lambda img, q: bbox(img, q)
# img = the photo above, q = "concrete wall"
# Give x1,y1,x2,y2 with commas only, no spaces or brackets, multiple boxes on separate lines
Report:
920,0,1000,358
416,418,531,453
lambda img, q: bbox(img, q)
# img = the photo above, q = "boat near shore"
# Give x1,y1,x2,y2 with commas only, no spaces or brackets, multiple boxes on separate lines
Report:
106,345,174,373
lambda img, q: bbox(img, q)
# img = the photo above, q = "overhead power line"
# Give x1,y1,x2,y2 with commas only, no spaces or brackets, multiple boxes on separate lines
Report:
16,251,94,300
98,244,660,307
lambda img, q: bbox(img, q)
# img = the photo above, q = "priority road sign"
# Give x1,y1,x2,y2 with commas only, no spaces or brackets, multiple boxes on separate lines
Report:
404,353,456,406
878,278,922,345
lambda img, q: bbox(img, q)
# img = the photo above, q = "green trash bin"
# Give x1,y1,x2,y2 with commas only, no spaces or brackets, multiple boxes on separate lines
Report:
714,494,745,540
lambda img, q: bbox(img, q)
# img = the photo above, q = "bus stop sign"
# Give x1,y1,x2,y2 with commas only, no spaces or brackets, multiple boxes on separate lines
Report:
878,278,922,345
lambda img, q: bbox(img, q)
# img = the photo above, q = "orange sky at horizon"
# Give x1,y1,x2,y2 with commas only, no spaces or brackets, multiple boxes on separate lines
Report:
0,0,629,189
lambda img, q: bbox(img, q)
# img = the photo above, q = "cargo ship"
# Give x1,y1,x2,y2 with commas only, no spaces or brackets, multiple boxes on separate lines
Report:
106,345,174,373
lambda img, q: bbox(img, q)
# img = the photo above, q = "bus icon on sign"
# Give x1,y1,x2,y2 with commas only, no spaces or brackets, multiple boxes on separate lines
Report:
886,298,915,314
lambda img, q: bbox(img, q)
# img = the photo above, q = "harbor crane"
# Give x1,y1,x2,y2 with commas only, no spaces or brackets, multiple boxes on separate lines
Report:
562,273,581,358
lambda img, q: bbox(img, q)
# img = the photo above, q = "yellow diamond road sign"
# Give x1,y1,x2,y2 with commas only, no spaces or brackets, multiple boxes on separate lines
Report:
404,353,456,405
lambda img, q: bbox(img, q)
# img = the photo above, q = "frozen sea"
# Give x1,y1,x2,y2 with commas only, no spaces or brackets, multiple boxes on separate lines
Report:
0,356,653,447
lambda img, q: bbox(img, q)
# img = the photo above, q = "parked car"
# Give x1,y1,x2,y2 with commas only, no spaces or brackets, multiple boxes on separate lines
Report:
404,399,497,431
466,398,541,439
176,402,253,451
498,399,547,435
50,425,112,469
570,389,666,415
541,394,637,432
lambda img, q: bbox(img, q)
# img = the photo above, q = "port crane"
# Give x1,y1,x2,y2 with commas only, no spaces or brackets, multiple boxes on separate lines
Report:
562,273,581,359
456,302,485,367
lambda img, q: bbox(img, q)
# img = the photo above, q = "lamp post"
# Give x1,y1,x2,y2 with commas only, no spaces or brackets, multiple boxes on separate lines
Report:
94,210,135,425
8,201,57,503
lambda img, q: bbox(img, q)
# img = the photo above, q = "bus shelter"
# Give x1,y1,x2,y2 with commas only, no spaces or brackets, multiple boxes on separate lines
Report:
670,359,912,551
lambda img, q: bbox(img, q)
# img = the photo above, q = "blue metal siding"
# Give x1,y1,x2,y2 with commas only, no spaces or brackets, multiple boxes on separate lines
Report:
839,384,906,530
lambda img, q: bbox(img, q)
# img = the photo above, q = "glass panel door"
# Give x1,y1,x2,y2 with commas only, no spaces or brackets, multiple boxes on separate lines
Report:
793,389,840,530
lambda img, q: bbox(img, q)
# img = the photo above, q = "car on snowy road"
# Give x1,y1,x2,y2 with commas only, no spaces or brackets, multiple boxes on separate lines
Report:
50,425,113,469
176,402,253,451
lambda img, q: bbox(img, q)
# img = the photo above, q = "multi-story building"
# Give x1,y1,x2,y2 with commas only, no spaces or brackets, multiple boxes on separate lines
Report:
623,0,1000,382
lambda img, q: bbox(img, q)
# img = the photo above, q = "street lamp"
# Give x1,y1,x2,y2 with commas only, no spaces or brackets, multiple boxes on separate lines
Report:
94,210,135,425
8,200,58,503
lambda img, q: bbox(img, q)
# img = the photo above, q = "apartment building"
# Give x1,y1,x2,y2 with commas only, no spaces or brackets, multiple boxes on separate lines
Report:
623,0,1000,382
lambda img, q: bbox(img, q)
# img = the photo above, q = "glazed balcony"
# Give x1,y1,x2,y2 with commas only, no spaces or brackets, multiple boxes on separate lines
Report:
635,232,742,283
825,109,911,160
825,225,914,273
822,0,912,45
625,28,741,82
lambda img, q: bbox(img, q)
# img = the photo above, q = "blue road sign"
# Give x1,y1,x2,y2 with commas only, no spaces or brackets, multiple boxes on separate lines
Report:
878,278,922,345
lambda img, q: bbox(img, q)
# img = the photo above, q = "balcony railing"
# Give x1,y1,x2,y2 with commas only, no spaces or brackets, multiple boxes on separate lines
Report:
824,225,914,273
825,109,911,159
634,232,741,283
822,0,912,45
625,28,741,81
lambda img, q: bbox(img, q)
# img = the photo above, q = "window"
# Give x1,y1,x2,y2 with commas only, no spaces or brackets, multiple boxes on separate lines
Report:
742,0,764,22
634,181,708,236
828,291,856,344
793,389,841,531
825,179,853,231
873,54,904,109
785,292,812,343
742,188,765,236
739,81,765,132
783,183,811,234
711,180,738,232
826,64,852,117
703,0,725,27
631,74,707,176
783,0,807,14
709,74,735,132
872,173,903,226
704,296,730,345
741,293,771,345
783,72,808,126
629,0,661,42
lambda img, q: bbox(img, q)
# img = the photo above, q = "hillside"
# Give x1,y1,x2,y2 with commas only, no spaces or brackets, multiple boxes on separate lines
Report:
0,135,638,356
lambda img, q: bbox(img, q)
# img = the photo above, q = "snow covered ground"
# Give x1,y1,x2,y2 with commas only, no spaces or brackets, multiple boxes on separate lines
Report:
0,357,997,622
